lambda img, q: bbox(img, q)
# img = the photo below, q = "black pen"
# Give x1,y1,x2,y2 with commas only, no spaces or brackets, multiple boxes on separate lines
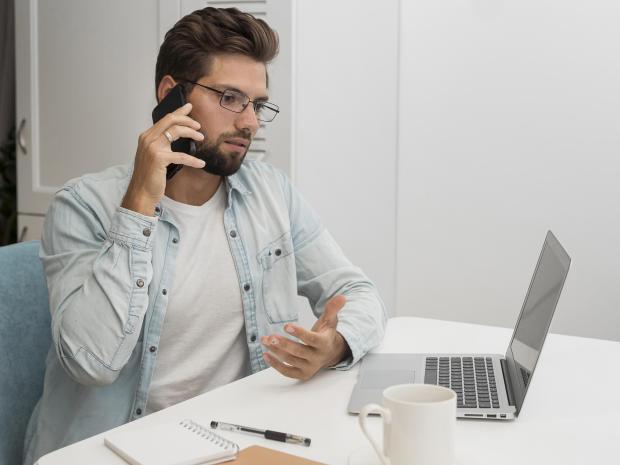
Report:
210,420,311,446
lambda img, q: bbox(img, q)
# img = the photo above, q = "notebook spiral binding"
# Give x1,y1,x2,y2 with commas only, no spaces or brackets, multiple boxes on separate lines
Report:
179,419,240,454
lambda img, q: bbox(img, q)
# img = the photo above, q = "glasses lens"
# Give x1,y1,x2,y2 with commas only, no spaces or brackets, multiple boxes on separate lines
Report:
255,103,279,122
220,90,247,112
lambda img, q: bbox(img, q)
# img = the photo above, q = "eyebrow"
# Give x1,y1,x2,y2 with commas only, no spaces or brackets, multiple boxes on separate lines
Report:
215,84,269,103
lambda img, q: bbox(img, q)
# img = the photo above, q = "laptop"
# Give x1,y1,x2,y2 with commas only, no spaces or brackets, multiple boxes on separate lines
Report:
348,230,570,420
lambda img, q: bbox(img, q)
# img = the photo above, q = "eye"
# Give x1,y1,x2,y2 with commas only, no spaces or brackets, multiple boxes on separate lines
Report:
221,92,237,105
254,102,278,121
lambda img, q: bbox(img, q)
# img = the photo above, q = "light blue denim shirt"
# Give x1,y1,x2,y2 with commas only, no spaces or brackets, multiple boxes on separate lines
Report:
23,161,387,465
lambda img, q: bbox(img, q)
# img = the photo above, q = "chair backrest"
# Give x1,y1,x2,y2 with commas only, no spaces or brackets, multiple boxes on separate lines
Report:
0,241,51,465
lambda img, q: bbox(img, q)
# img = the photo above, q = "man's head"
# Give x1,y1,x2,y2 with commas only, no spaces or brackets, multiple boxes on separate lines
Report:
155,7,279,176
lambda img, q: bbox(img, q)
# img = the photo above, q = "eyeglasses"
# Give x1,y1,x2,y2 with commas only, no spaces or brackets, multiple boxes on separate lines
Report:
184,80,280,122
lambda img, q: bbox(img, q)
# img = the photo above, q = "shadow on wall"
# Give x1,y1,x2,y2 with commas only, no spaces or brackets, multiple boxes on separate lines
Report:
0,0,16,245
0,125,17,245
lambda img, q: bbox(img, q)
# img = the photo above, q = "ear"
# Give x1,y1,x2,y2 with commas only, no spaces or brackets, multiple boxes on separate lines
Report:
156,75,179,103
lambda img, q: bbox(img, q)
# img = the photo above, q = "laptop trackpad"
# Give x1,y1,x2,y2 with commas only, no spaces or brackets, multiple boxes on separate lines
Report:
360,369,416,389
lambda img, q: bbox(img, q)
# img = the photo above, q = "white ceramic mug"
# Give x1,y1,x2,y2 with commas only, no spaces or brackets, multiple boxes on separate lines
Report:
358,384,456,465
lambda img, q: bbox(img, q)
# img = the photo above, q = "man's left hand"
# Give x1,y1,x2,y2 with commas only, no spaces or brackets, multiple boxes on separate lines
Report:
261,294,350,381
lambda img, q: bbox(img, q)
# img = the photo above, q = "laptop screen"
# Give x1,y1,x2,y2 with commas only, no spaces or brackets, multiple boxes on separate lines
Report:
505,231,571,415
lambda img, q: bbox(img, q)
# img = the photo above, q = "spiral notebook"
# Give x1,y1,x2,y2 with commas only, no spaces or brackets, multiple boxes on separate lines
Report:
104,419,239,465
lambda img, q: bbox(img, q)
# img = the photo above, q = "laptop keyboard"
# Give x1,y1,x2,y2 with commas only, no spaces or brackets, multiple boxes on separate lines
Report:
424,356,500,409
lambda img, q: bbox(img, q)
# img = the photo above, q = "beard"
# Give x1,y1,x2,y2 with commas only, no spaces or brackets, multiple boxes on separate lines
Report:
193,129,252,177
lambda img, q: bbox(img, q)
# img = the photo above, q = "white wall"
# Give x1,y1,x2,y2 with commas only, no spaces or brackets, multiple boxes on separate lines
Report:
18,1,617,340
294,0,400,317
294,0,619,341
395,1,620,341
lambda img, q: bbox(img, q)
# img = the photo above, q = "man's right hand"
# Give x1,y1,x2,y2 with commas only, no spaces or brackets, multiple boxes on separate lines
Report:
121,103,205,216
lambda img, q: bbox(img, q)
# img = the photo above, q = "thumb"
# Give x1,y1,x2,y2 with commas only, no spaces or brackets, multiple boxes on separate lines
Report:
313,294,346,332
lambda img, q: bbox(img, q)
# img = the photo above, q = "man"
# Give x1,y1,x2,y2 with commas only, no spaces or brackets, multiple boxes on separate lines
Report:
23,7,386,465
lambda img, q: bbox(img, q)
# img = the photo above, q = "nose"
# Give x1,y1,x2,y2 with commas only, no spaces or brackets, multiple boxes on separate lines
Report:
235,103,260,136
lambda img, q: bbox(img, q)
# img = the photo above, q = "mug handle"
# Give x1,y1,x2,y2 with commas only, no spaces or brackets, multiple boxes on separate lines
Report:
358,403,392,465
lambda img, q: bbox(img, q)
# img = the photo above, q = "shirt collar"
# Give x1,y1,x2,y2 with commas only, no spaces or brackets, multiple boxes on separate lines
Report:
225,172,252,196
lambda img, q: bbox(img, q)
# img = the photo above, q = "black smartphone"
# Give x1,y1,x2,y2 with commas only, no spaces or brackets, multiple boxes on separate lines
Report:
151,84,198,180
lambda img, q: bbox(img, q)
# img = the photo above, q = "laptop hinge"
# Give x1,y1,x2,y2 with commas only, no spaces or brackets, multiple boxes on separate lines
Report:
500,358,516,407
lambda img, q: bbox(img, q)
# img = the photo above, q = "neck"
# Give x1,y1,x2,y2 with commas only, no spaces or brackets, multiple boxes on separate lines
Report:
164,167,222,205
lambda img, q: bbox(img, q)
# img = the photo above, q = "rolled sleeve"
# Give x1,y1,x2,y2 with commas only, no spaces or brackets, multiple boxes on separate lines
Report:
42,188,158,386
109,207,159,251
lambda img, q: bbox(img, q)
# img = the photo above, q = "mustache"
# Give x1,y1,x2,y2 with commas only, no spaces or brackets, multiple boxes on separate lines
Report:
216,130,252,144
194,130,252,158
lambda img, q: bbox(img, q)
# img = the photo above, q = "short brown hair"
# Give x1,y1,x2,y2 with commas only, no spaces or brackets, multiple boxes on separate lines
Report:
155,7,279,95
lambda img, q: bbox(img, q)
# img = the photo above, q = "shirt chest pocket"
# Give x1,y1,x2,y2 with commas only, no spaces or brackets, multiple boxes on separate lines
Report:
258,231,298,324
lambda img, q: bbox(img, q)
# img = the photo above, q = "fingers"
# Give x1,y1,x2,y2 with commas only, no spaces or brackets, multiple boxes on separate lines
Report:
260,295,348,381
148,103,201,143
263,352,305,380
262,324,347,380
326,294,347,315
153,102,197,129
261,334,321,381
126,103,206,213
167,152,206,169
161,125,204,144
311,294,346,332
283,324,321,348
164,104,200,130
262,334,314,359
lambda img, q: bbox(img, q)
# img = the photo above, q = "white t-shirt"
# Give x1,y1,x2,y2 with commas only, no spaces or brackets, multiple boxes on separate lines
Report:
146,182,249,413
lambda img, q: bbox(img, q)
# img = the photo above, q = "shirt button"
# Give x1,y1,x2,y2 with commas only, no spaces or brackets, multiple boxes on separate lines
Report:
250,334,257,342
172,238,179,244
230,230,237,238
142,228,151,237
162,289,167,295
136,408,142,415
275,248,282,256
154,206,161,216
243,283,250,291
149,346,157,353
136,279,145,288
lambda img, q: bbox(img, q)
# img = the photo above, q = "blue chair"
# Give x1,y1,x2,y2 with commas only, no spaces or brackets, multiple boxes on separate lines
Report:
0,241,51,465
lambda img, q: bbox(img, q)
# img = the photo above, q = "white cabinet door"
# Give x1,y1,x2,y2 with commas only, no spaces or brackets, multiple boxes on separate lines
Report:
15,0,160,216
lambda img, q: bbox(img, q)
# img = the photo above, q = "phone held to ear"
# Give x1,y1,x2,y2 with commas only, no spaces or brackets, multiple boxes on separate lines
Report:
151,84,198,180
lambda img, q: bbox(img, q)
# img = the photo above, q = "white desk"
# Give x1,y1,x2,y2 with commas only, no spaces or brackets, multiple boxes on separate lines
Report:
37,317,620,465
